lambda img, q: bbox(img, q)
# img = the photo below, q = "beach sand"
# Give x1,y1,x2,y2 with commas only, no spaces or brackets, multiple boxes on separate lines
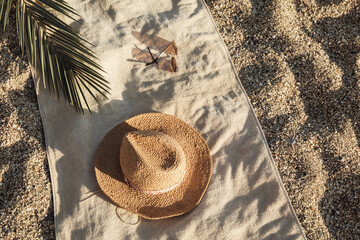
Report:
1,0,359,239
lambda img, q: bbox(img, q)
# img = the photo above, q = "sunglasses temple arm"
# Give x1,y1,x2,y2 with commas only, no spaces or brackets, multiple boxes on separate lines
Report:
145,42,174,66
147,47,156,61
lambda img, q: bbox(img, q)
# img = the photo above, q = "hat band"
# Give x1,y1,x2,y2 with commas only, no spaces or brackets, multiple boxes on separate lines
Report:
124,169,187,195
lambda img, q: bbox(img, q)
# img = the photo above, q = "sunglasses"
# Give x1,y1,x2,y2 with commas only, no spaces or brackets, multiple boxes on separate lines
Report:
131,31,177,73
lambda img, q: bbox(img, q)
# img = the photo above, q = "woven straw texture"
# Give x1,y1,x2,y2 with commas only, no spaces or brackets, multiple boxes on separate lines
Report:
120,131,187,191
94,113,212,219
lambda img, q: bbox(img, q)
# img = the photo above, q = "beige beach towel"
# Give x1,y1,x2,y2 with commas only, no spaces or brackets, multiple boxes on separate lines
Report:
32,0,306,239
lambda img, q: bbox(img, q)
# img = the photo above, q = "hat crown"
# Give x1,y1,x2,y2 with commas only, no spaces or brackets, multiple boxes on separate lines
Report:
120,130,187,192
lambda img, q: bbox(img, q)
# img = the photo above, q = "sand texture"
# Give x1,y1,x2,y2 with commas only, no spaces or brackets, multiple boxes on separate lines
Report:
0,0,359,239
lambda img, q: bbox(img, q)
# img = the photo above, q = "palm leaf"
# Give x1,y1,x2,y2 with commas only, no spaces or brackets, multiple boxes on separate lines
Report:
1,0,110,113
0,0,13,30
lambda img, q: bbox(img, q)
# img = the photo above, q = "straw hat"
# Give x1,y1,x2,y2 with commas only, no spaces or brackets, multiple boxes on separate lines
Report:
94,113,212,220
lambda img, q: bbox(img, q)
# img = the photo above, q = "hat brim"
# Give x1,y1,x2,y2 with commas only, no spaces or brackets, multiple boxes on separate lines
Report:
94,113,212,220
